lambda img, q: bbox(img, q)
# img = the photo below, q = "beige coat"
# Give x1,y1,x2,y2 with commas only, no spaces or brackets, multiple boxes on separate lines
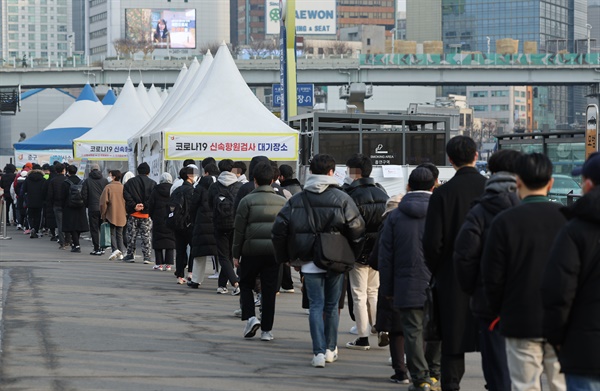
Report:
100,181,127,227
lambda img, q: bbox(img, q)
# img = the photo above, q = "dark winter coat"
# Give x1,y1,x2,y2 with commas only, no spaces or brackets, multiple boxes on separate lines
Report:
234,156,269,210
171,181,195,233
190,179,217,257
14,176,26,209
272,175,365,266
147,182,175,249
208,172,243,231
82,170,108,212
481,196,566,338
422,166,486,355
453,173,520,320
345,177,388,263
232,185,286,259
42,179,57,229
123,175,156,215
47,173,67,208
542,185,600,376
280,178,302,195
1,172,16,201
379,191,432,309
61,175,89,232
20,170,46,209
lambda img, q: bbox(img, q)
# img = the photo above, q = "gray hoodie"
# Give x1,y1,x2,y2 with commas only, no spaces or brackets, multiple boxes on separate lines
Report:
303,174,340,194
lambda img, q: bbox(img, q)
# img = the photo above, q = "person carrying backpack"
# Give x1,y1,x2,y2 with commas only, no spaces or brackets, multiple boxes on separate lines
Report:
208,159,243,295
61,164,89,253
169,167,196,284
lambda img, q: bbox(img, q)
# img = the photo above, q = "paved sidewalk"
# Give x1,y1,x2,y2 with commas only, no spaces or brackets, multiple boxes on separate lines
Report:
0,228,487,390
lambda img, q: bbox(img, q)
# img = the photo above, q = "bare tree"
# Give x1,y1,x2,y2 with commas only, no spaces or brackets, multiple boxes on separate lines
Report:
329,41,351,55
113,38,138,58
138,39,155,58
200,41,223,56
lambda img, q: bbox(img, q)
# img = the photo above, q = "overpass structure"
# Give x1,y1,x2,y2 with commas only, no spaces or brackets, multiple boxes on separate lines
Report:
1,53,600,88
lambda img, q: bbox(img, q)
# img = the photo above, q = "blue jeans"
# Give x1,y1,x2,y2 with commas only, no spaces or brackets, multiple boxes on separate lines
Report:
303,272,344,355
567,374,600,391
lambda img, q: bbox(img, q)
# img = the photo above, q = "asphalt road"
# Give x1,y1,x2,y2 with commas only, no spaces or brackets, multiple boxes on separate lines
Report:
0,227,487,391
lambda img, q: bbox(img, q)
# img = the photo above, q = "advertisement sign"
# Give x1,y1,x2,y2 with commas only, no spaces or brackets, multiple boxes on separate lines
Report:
266,0,336,35
165,132,299,161
125,9,196,49
586,104,599,159
14,149,72,167
273,84,314,107
74,141,132,161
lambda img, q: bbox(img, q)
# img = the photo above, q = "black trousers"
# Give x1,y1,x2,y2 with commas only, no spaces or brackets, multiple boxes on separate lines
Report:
88,210,101,250
175,230,192,278
215,229,238,287
278,264,294,290
70,231,81,247
27,207,42,232
155,248,175,265
441,353,465,391
5,197,16,223
239,255,279,331
479,318,511,391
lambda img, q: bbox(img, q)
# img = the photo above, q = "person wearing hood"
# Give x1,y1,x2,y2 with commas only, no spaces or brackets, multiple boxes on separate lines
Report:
122,162,156,264
542,152,600,390
1,164,17,225
208,159,243,294
21,168,46,238
379,167,441,390
82,164,109,255
271,154,365,368
148,173,176,271
233,161,249,184
61,164,89,252
453,149,523,391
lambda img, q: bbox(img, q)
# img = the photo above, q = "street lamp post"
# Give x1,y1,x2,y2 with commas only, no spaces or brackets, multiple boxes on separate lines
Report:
587,24,592,55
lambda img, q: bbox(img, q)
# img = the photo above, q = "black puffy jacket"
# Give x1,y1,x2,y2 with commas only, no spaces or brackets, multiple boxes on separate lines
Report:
345,177,388,263
1,172,16,200
82,170,108,212
542,185,600,376
21,170,46,209
190,178,217,257
147,182,176,249
47,173,67,207
123,175,156,215
271,175,365,265
280,178,303,195
453,173,520,320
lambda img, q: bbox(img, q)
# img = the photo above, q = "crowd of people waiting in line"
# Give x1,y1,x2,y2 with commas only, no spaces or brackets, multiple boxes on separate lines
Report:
0,135,599,391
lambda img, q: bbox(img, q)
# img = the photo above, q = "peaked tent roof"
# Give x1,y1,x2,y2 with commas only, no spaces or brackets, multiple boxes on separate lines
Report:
161,89,169,101
102,89,117,105
137,82,156,116
73,78,151,160
14,84,107,150
164,44,296,135
148,84,163,111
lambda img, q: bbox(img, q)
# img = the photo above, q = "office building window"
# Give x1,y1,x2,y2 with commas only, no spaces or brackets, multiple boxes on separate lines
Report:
8,24,19,31
491,90,509,97
491,105,509,112
470,91,488,98
472,105,488,112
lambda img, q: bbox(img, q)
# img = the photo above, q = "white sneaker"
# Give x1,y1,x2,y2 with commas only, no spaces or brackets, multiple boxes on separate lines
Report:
244,316,261,338
216,287,228,294
207,272,219,279
311,353,326,368
260,331,274,341
232,286,241,296
349,325,358,335
325,347,338,363
108,249,122,261
233,308,242,317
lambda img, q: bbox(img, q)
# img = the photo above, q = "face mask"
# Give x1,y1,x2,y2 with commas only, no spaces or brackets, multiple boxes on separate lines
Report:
107,177,112,182
343,173,354,185
192,175,199,183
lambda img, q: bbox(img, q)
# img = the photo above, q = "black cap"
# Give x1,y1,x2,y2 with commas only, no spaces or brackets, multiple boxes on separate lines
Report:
408,167,435,191
572,152,600,184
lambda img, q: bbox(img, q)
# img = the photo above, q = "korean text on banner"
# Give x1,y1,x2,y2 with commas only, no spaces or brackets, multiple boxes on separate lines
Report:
165,133,298,161
74,141,132,160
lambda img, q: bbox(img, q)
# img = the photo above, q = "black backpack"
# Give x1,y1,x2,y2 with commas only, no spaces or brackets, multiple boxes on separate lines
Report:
213,183,238,231
166,187,191,231
65,178,84,208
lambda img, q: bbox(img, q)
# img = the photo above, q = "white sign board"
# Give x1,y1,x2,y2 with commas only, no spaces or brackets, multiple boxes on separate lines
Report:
14,149,73,167
265,0,336,35
164,132,299,161
586,104,599,158
143,153,162,184
74,141,132,160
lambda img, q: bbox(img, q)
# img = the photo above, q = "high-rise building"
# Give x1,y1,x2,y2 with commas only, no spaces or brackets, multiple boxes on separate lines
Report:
232,0,396,47
87,0,229,61
589,0,600,50
1,0,74,61
407,0,588,127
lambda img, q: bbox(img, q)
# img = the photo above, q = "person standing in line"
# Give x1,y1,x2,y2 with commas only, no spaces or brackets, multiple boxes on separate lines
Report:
278,164,302,195
1,164,17,226
343,154,389,351
61,164,89,253
208,159,243,295
200,161,220,279
422,136,486,391
100,170,127,261
82,163,108,255
233,161,286,341
170,159,197,195
13,170,29,232
148,173,175,271
379,167,442,390
170,166,197,284
542,152,600,391
272,154,365,368
21,167,46,238
47,163,71,249
481,153,566,391
122,162,156,264
43,165,58,241
453,149,523,391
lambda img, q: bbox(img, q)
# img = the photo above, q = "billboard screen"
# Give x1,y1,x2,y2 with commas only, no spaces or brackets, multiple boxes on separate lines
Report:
125,9,196,49
265,0,336,35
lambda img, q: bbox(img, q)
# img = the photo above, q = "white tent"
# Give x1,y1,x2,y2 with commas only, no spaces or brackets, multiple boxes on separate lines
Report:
137,82,156,117
148,84,163,112
73,78,151,161
161,43,298,162
161,89,169,101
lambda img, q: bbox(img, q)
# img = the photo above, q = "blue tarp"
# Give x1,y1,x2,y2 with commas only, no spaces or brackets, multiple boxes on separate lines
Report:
14,127,90,150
